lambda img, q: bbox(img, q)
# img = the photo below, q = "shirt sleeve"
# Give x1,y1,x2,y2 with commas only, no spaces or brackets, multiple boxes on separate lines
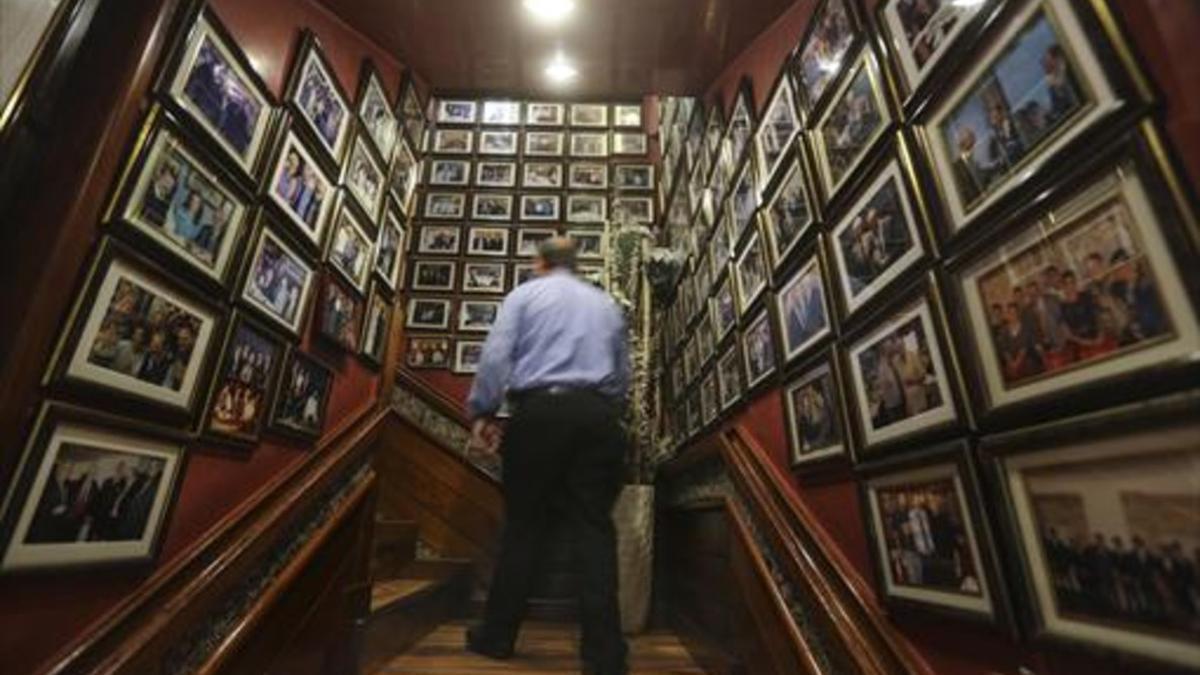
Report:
466,292,521,418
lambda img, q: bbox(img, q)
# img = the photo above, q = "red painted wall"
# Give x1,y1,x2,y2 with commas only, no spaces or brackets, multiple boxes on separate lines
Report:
0,2,413,673
700,1,1200,674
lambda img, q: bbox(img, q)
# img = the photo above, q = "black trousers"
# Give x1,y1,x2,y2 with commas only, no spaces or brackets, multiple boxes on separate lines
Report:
481,389,629,670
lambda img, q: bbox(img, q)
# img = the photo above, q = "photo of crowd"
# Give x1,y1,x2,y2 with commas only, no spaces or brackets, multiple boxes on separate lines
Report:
182,35,264,159
857,313,945,430
207,322,279,438
942,13,1084,206
86,278,204,394
822,60,885,189
133,134,240,272
273,354,331,436
24,443,168,545
796,0,855,105
407,337,451,368
272,135,330,235
876,477,983,595
319,279,363,351
836,174,916,299
974,198,1170,389
787,367,842,458
245,233,311,330
296,53,347,153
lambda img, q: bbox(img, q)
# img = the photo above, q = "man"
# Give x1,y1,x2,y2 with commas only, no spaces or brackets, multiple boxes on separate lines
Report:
465,237,630,675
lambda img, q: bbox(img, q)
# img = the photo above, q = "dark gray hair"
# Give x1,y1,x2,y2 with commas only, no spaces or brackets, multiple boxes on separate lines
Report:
536,236,577,271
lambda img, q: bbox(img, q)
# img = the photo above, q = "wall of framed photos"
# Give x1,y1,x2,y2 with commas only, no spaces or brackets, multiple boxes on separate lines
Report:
0,0,426,671
657,1,1200,674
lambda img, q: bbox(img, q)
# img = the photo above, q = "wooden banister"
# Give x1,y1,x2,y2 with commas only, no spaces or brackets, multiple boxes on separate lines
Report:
720,425,931,675
394,368,470,427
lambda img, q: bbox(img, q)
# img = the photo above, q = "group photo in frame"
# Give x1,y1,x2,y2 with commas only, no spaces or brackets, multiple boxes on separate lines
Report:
239,221,317,337
200,312,285,447
0,404,188,573
285,31,351,165
269,348,333,440
783,351,849,467
265,125,336,250
424,192,467,220
406,298,452,331
477,160,517,189
416,224,461,255
405,336,452,369
432,128,473,154
811,49,893,202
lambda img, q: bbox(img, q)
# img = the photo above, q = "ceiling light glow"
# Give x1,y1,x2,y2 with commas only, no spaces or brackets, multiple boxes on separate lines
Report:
545,53,577,84
524,0,576,24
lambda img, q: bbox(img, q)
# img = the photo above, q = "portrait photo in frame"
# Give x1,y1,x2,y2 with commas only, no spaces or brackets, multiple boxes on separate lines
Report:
269,348,333,440
478,160,518,189
875,0,997,107
758,151,816,271
326,201,374,294
526,102,565,127
360,286,393,368
406,297,452,331
356,61,397,160
316,274,365,352
793,0,862,114
754,72,801,188
239,219,318,337
265,125,336,251
775,250,832,364
783,351,849,467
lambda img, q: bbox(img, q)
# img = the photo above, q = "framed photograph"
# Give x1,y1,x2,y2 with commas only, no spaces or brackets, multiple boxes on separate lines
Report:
686,389,701,436
612,132,648,155
724,87,756,172
356,62,398,159
516,228,556,257
876,0,995,104
466,226,510,257
423,192,466,219
829,152,928,321
108,106,252,290
526,102,566,126
983,397,1200,668
436,99,477,125
793,0,862,113
754,74,801,186
51,240,221,417
783,354,849,466
846,288,961,452
729,159,759,243
522,162,563,189
949,134,1200,422
432,128,473,154
270,349,333,440
521,194,561,221
162,7,274,178
240,222,318,337
915,0,1148,234
453,340,485,374
758,153,815,270
410,260,456,292
396,76,426,151
568,162,608,190
861,442,1006,624
514,263,537,286
406,297,452,330
201,313,285,446
360,287,392,367
613,104,643,128
567,194,606,223
416,224,461,255
709,227,734,279
469,193,513,222
568,230,605,260
717,344,743,411
373,206,405,293
570,132,608,158
428,159,471,186
710,275,739,341
613,164,654,191
387,137,419,213
285,32,351,164
576,263,604,287
734,229,769,313
477,160,517,188
481,100,521,125
459,300,501,333
612,196,654,224
775,253,832,363
462,262,507,294
709,138,735,207
0,404,186,572
811,50,893,202
325,202,374,294
478,130,519,156
742,309,778,390
700,370,719,425
316,274,365,352
570,103,608,128
406,336,451,369
525,131,565,157
266,128,336,250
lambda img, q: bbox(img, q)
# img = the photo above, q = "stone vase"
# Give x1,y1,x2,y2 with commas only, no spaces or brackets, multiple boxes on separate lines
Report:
613,483,654,634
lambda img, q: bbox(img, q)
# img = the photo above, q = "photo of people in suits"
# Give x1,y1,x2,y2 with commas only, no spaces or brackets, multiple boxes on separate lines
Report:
778,260,828,359
836,176,915,298
822,62,884,187
246,234,310,328
183,36,264,157
274,354,331,435
272,138,329,233
296,54,347,152
207,322,279,438
877,478,983,596
787,367,842,459
857,315,945,430
797,0,855,104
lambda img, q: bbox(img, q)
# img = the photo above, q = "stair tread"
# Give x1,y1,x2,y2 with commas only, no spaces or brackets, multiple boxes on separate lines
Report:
371,578,443,611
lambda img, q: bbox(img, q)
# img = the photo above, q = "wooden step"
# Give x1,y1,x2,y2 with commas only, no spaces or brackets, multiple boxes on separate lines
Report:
467,588,579,623
372,518,419,581
362,562,473,673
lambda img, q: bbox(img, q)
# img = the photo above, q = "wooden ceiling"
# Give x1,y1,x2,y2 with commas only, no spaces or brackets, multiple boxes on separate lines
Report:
318,0,798,98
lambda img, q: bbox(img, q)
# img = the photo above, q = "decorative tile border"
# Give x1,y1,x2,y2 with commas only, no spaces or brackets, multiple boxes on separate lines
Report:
390,385,500,480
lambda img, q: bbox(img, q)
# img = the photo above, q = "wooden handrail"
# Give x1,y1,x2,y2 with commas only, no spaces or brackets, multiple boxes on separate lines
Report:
394,368,470,427
39,403,387,675
720,425,931,675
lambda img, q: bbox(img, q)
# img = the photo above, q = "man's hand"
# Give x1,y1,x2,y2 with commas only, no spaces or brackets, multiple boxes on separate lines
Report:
469,418,503,455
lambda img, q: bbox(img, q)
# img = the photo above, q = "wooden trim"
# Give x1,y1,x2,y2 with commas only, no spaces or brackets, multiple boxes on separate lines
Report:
720,425,931,675
38,403,387,675
395,368,470,426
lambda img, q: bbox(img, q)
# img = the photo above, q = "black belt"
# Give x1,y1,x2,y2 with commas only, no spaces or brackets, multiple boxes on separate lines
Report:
510,384,605,402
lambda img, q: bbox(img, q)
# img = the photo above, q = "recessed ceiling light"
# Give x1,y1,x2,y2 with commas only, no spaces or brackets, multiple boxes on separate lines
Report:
545,53,577,84
524,0,576,24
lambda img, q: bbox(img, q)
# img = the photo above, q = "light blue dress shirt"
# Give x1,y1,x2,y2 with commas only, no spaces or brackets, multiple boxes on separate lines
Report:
467,268,630,418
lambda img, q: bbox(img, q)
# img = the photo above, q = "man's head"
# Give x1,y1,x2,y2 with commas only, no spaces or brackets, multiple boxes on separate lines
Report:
534,236,577,275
